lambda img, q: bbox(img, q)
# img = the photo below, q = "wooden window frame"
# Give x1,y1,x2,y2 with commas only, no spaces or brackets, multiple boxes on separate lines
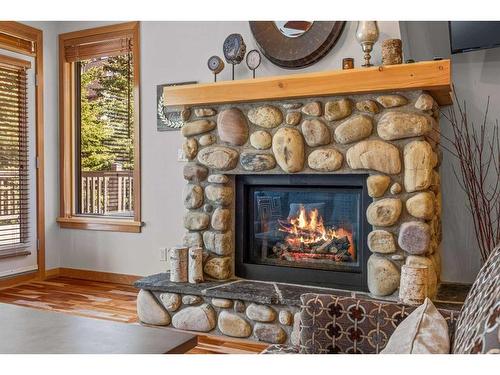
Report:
57,22,141,233
0,22,45,281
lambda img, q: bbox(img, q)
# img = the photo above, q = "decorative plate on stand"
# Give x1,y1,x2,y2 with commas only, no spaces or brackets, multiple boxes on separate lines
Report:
249,21,346,69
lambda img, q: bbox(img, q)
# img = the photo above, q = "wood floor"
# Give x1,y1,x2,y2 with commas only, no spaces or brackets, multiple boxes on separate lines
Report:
0,277,266,354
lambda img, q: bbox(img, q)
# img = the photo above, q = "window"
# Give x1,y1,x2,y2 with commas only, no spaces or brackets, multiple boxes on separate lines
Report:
0,54,30,250
57,22,141,233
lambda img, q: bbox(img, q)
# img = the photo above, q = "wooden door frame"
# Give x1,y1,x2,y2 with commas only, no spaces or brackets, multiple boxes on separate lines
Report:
0,22,45,283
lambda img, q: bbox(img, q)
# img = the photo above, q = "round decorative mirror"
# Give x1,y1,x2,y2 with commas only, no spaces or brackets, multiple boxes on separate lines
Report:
274,21,314,38
249,21,345,69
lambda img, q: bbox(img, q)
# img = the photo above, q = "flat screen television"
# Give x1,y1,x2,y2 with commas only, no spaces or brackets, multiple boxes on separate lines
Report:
449,21,500,54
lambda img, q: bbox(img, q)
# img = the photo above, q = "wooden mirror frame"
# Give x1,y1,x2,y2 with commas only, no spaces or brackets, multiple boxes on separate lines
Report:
249,21,346,69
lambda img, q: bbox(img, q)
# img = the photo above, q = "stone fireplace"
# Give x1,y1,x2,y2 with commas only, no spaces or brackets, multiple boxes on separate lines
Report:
136,61,451,345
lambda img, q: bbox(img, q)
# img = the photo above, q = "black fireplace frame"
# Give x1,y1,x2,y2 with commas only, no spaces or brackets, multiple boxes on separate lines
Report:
235,174,371,292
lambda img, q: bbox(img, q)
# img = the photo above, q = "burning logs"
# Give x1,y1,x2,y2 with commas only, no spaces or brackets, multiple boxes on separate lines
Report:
170,246,188,282
272,235,353,263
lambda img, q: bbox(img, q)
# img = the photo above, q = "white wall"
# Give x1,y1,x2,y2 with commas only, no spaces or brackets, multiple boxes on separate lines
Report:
39,21,399,276
400,21,500,283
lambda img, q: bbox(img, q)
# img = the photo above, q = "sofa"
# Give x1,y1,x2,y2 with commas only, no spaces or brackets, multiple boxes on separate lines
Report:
263,244,499,354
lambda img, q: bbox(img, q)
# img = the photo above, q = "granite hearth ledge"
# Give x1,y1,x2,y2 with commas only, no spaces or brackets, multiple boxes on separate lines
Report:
134,273,463,310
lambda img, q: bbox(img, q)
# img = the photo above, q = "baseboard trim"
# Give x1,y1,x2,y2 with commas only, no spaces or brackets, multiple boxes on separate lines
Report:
44,268,141,286
0,271,39,290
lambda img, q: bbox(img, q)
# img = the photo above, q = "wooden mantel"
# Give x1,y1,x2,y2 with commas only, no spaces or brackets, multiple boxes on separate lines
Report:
163,60,452,107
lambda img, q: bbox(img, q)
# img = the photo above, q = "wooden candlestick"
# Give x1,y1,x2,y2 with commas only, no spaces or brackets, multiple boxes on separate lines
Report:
399,264,428,305
169,246,188,283
188,246,204,284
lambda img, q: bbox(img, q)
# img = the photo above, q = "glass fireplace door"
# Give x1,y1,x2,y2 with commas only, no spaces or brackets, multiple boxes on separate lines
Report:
249,187,361,272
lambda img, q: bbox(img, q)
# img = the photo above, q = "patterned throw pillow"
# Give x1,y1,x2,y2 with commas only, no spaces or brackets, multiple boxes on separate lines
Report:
452,245,500,354
299,294,458,354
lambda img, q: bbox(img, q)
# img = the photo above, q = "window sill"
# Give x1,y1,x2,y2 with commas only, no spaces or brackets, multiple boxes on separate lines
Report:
56,216,142,233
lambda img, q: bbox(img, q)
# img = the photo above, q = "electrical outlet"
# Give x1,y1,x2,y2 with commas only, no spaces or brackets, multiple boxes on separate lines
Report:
159,247,169,261
177,148,188,162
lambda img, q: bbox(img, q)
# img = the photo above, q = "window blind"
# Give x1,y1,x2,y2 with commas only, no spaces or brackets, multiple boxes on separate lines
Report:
0,54,30,250
64,35,132,62
0,32,34,56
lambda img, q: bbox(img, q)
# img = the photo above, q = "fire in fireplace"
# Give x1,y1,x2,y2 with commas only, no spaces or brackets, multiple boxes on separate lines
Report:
275,204,356,264
236,174,370,290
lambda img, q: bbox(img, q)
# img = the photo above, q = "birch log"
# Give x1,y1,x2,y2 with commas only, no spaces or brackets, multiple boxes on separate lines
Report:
170,246,188,282
188,246,204,284
399,264,428,305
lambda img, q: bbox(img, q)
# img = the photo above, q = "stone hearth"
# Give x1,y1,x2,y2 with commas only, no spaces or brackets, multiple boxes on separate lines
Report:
136,68,447,344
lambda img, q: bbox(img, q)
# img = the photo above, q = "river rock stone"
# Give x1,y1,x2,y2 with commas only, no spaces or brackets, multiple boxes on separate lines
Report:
159,293,181,312
406,192,435,220
197,146,239,171
367,175,390,198
356,99,380,114
211,207,231,231
390,182,402,195
181,108,191,121
233,300,246,313
182,138,198,160
248,106,283,128
199,134,216,146
240,152,276,171
272,127,305,173
203,230,232,256
137,290,170,325
366,198,402,227
195,108,216,117
214,320,250,346
282,102,302,110
171,303,217,332
246,303,276,322
183,184,203,209
346,140,401,174
301,119,331,147
218,311,252,338
368,230,396,253
334,114,373,144
406,255,438,298
307,148,343,171
183,164,208,182
207,174,229,184
181,120,216,137
279,310,293,326
404,141,436,192
367,255,400,296
325,99,352,121
182,295,202,305
183,212,210,230
205,184,233,206
203,204,214,213
286,111,302,126
398,221,431,255
415,93,435,111
204,257,231,280
377,112,432,140
217,108,249,146
250,130,272,150
376,94,408,108
301,101,322,116
212,298,233,308
183,231,203,248
254,323,286,344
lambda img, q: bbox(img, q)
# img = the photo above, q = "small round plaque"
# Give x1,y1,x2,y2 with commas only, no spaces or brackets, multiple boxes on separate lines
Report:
246,49,261,71
223,33,246,65
207,55,224,74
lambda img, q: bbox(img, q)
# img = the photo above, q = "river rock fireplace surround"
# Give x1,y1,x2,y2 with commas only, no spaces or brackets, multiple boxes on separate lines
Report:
135,61,452,345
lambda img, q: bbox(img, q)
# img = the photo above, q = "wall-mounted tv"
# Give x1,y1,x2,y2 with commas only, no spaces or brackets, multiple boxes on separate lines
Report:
449,21,500,54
